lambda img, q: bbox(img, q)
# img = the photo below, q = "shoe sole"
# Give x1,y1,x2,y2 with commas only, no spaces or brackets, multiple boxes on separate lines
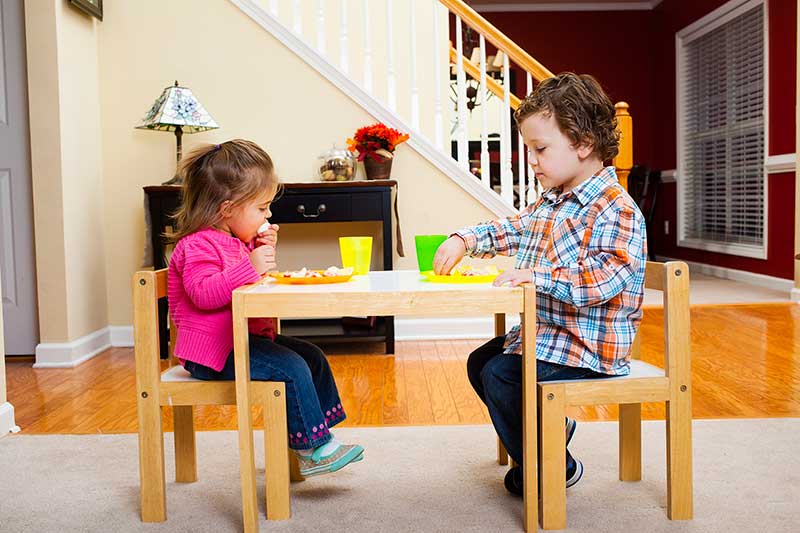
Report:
566,459,583,488
300,446,364,477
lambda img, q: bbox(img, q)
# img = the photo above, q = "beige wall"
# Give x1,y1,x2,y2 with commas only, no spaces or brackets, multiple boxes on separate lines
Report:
25,0,108,343
25,0,508,339
97,0,504,328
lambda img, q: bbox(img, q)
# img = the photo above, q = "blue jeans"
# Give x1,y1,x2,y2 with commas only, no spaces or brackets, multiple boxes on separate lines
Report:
184,334,344,450
467,336,610,466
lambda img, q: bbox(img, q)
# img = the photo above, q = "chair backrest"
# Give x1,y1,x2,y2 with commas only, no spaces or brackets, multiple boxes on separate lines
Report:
633,261,690,381
133,269,171,393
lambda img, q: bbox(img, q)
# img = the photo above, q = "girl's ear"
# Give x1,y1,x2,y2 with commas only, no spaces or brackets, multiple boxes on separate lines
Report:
218,200,234,218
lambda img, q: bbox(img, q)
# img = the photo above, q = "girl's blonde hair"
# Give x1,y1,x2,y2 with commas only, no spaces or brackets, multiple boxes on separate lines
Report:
169,139,280,242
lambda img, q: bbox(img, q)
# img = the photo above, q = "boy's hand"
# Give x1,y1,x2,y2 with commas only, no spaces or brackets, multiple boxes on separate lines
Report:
493,268,533,287
256,223,279,248
249,244,277,275
433,236,467,275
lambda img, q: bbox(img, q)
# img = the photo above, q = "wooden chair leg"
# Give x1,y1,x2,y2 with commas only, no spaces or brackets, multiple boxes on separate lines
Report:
173,405,197,483
666,397,693,519
538,384,566,530
264,383,291,520
619,403,642,481
137,398,166,521
289,452,305,482
497,436,509,465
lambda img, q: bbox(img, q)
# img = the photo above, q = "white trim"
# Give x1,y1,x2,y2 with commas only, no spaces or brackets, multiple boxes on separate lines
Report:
471,1,662,12
661,169,677,183
34,327,111,368
676,0,768,260
395,316,520,340
791,287,800,303
110,325,134,347
229,0,517,219
656,255,794,294
0,402,20,436
766,153,797,174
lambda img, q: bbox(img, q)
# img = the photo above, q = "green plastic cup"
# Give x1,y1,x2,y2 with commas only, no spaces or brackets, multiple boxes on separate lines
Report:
415,234,448,272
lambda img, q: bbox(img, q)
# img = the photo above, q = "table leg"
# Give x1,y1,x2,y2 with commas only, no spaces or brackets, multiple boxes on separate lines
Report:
521,286,539,531
233,293,259,532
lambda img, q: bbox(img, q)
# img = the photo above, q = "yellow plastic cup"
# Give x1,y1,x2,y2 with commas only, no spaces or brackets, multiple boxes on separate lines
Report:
339,236,373,275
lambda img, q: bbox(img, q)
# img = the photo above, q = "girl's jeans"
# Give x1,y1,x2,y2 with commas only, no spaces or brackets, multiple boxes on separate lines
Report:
467,336,610,466
184,334,344,450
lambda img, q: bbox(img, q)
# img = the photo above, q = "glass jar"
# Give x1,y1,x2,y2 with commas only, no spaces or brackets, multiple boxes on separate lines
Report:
317,145,355,181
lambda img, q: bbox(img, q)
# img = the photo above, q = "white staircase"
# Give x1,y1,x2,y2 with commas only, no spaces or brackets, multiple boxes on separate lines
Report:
229,0,559,217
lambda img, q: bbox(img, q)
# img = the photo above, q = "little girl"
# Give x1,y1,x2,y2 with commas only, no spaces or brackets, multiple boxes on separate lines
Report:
167,139,364,476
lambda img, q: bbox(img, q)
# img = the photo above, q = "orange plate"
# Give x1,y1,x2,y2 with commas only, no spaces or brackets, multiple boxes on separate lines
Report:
269,271,355,285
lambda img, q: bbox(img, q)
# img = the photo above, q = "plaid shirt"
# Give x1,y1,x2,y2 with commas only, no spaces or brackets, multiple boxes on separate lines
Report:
456,167,646,375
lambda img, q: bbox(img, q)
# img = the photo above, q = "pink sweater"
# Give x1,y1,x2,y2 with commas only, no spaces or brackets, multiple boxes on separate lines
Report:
168,228,276,371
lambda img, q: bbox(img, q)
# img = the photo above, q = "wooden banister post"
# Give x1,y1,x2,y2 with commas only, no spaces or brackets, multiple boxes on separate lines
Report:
614,102,633,191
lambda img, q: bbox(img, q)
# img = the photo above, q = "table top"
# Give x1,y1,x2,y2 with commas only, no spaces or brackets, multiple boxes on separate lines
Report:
244,270,520,295
236,270,527,318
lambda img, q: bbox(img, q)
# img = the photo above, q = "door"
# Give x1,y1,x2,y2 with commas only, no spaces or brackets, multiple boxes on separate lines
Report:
0,0,39,355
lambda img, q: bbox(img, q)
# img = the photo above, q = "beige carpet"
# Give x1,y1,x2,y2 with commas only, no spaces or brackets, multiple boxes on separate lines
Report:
1,419,798,532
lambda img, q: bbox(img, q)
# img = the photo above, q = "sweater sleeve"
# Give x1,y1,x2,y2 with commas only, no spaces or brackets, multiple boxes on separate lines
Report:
181,240,261,310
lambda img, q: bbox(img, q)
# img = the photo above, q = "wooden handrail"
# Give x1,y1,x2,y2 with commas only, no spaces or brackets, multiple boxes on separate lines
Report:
439,0,554,82
613,102,633,190
449,47,521,110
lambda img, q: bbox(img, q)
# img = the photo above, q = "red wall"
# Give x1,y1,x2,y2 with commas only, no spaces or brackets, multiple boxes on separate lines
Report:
485,0,797,280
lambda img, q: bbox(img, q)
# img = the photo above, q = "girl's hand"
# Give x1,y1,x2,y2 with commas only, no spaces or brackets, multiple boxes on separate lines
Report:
256,223,279,248
492,269,533,287
250,244,277,274
433,236,467,275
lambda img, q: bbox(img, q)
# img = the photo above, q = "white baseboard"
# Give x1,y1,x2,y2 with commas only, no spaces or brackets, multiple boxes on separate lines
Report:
656,256,794,294
792,288,800,303
109,326,134,347
34,327,112,368
395,316,519,341
0,402,20,436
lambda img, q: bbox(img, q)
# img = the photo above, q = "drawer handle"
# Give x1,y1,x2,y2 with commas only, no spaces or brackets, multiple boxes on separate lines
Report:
297,203,326,218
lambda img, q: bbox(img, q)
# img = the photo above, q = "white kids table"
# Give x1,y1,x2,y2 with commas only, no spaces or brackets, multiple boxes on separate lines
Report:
231,270,539,532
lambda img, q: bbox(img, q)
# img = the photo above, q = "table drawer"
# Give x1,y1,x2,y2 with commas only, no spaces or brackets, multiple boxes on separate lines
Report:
271,193,352,223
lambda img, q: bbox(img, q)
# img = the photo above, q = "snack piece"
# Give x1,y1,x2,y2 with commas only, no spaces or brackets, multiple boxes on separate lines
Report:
258,221,271,234
450,265,500,277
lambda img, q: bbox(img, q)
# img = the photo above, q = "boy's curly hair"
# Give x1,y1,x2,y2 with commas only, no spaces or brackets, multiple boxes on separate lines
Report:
514,72,620,161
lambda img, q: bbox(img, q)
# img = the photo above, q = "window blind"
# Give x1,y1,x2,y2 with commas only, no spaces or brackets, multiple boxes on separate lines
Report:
679,2,765,255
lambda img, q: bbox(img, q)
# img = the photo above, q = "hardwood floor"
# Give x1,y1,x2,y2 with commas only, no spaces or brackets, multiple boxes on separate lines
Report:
5,303,800,434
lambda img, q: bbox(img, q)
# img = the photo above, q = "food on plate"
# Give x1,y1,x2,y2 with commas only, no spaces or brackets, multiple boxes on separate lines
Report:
447,265,500,277
276,266,354,279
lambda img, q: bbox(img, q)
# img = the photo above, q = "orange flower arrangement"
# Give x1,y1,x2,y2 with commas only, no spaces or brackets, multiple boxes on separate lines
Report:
347,123,409,162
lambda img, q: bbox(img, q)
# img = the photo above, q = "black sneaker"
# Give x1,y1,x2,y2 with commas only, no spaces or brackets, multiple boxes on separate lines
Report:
503,457,584,497
566,450,584,488
504,465,524,497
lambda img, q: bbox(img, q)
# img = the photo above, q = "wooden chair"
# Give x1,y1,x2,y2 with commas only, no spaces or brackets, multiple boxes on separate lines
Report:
133,268,302,524
535,260,692,529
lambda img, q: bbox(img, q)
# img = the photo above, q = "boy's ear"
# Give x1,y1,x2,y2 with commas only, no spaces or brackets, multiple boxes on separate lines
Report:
576,137,595,160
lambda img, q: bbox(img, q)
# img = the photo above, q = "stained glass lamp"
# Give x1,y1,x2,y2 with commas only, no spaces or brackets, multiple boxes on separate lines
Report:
136,81,219,184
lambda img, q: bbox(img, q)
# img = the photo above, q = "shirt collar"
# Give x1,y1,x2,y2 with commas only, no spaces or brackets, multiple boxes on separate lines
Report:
541,166,618,206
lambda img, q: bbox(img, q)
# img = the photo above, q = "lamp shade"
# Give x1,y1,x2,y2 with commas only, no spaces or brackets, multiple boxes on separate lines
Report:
136,81,219,133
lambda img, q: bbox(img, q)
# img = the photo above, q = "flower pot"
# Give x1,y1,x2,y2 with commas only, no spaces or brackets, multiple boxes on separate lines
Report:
363,154,393,180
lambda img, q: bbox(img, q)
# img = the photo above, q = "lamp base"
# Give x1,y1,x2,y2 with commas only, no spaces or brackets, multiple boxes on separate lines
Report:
162,173,183,186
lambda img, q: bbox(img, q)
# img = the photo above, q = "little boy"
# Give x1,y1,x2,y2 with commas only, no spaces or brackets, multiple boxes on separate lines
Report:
433,72,647,495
